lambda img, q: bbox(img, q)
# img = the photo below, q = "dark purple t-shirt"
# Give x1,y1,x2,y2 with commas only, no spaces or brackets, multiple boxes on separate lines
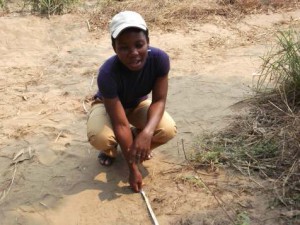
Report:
95,47,170,109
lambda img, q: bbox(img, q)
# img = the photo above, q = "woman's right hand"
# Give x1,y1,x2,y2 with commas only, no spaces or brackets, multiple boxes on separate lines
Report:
129,167,143,192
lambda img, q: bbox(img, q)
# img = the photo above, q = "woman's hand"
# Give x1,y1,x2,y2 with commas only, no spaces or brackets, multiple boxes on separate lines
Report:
129,167,143,192
129,130,152,163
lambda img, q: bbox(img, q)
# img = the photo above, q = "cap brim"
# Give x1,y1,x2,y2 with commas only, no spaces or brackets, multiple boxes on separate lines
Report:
112,23,147,39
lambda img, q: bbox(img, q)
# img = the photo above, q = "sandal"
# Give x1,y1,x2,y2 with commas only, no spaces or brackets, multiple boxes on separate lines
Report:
98,153,115,166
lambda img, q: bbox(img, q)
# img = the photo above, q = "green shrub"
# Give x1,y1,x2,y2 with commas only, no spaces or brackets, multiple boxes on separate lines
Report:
28,0,78,15
235,211,250,225
0,0,5,8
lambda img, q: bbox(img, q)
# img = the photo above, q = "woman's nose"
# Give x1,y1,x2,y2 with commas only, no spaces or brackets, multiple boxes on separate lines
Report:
128,47,138,56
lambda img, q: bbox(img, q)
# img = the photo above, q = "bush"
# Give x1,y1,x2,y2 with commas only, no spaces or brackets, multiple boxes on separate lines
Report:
28,0,78,15
0,0,5,8
88,0,298,32
257,30,300,111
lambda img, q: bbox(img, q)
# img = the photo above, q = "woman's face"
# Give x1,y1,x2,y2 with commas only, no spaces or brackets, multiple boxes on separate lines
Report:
114,29,149,71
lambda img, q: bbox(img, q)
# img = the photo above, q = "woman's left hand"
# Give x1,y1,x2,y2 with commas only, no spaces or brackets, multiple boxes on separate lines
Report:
130,130,152,163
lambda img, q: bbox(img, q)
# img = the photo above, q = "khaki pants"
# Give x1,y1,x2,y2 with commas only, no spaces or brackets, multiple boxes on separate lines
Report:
87,99,177,157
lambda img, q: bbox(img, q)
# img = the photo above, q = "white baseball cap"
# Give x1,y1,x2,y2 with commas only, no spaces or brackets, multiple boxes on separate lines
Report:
109,11,147,39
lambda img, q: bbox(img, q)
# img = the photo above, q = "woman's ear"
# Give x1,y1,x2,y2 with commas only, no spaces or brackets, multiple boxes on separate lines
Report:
112,41,117,53
112,44,116,53
111,36,117,53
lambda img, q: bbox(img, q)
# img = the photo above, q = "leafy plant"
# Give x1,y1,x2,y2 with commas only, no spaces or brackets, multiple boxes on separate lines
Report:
191,135,226,168
180,175,204,188
235,211,250,225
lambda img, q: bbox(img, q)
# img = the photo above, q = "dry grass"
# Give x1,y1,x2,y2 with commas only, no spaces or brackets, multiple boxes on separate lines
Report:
191,29,300,213
191,96,299,210
1,0,298,24
88,0,299,32
219,0,298,13
234,97,298,204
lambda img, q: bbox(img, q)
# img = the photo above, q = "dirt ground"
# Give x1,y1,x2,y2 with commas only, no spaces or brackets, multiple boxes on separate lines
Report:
1,3,300,225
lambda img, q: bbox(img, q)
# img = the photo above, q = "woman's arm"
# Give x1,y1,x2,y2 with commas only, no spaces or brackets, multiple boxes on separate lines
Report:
103,97,142,192
130,74,168,161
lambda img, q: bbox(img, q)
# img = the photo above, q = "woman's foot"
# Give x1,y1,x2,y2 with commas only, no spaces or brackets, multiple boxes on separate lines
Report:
98,153,115,166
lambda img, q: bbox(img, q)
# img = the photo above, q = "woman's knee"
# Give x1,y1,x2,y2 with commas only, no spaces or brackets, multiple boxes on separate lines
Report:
154,122,177,144
88,134,105,150
164,122,177,141
87,126,117,150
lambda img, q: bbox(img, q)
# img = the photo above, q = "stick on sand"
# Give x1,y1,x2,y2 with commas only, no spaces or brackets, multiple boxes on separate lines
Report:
140,190,159,225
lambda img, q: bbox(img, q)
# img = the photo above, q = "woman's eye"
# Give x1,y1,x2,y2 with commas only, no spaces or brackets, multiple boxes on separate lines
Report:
136,43,144,49
118,46,128,51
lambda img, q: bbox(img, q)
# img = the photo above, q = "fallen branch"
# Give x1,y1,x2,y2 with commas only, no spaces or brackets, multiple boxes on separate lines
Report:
0,164,17,204
140,190,159,225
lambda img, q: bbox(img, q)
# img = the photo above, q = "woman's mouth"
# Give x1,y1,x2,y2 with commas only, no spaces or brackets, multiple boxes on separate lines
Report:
127,59,143,70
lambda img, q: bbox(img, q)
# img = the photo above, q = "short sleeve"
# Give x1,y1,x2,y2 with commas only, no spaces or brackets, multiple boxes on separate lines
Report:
155,49,170,77
97,67,118,99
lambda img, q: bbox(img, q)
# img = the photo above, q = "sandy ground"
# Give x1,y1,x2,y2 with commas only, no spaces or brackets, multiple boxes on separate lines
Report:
1,6,300,225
